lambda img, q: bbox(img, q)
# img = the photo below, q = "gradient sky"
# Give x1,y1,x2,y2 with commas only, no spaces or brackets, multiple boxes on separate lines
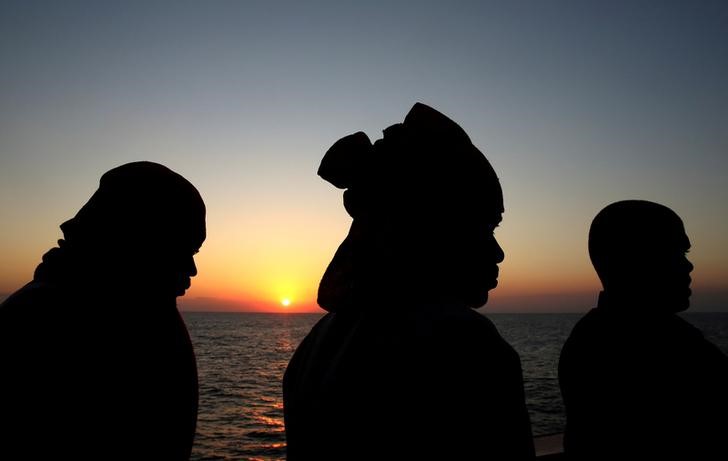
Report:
1,1,726,312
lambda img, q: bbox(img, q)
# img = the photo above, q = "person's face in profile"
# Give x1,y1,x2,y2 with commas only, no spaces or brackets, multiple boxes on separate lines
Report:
166,247,200,297
634,225,693,313
451,201,505,308
473,211,505,306
166,229,205,298
608,214,693,313
132,224,205,299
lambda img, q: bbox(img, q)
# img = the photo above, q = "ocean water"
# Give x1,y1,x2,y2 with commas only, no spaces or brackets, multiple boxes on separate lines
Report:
184,311,728,461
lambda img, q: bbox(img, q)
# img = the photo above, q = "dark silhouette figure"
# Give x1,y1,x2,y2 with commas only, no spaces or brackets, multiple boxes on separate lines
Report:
283,103,534,460
559,200,728,459
0,162,205,460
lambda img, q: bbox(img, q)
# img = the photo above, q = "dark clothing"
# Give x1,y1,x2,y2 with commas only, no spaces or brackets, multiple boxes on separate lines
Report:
0,278,198,459
559,301,728,460
284,306,535,460
287,104,528,459
0,162,203,459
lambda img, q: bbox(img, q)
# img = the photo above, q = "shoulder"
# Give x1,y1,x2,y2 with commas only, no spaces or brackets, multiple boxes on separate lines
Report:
669,314,709,341
429,308,520,364
0,282,71,349
559,308,619,376
299,311,352,346
285,313,337,368
562,308,612,349
438,308,502,339
0,282,64,363
0,282,56,318
670,315,728,364
570,308,607,332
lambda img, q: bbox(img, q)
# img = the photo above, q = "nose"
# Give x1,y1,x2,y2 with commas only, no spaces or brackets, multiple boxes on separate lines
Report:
188,255,198,277
686,257,694,274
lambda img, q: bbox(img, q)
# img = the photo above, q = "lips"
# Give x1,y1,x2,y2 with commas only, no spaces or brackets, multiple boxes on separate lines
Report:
485,268,500,289
174,278,192,296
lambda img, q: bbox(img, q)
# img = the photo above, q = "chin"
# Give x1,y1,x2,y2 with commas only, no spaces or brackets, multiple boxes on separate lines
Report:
467,291,490,309
674,299,690,313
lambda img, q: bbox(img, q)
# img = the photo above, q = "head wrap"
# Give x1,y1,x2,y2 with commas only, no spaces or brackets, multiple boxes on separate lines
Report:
317,103,503,312
35,161,206,289
60,161,206,249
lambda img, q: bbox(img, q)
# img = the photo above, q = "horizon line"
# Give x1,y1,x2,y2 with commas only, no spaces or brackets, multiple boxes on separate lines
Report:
179,309,728,315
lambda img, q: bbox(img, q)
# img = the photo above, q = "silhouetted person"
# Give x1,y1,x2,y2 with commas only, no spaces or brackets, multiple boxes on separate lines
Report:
0,162,205,460
559,200,728,460
283,103,534,460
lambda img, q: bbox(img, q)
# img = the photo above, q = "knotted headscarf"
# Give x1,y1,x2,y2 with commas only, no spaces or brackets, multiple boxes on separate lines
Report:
317,103,503,312
34,161,206,295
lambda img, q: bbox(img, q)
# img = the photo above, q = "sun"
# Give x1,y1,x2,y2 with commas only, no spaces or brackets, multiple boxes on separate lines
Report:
281,298,291,307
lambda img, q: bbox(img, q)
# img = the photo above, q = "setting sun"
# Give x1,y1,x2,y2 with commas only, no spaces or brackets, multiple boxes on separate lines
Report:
281,298,291,307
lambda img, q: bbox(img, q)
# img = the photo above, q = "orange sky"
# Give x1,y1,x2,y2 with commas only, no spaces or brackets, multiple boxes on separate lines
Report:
1,162,726,314
2,178,727,314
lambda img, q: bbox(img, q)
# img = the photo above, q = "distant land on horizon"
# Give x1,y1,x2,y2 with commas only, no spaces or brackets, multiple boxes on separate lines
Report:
1,289,725,313
176,288,728,314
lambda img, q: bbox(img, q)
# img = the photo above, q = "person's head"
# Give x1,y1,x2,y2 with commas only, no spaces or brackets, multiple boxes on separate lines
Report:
318,103,504,311
60,161,206,298
589,200,693,313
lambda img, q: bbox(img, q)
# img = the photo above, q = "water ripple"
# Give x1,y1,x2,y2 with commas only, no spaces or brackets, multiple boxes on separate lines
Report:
184,311,728,459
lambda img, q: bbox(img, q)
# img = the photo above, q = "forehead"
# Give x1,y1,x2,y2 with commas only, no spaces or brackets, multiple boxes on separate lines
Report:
471,189,504,227
465,206,502,229
150,214,205,250
472,176,504,220
636,225,689,254
485,185,504,224
180,222,206,251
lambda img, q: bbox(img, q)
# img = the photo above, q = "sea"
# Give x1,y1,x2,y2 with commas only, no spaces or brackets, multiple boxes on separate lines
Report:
183,311,728,461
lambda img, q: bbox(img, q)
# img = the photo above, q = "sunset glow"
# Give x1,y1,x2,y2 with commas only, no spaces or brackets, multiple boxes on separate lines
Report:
1,2,726,314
